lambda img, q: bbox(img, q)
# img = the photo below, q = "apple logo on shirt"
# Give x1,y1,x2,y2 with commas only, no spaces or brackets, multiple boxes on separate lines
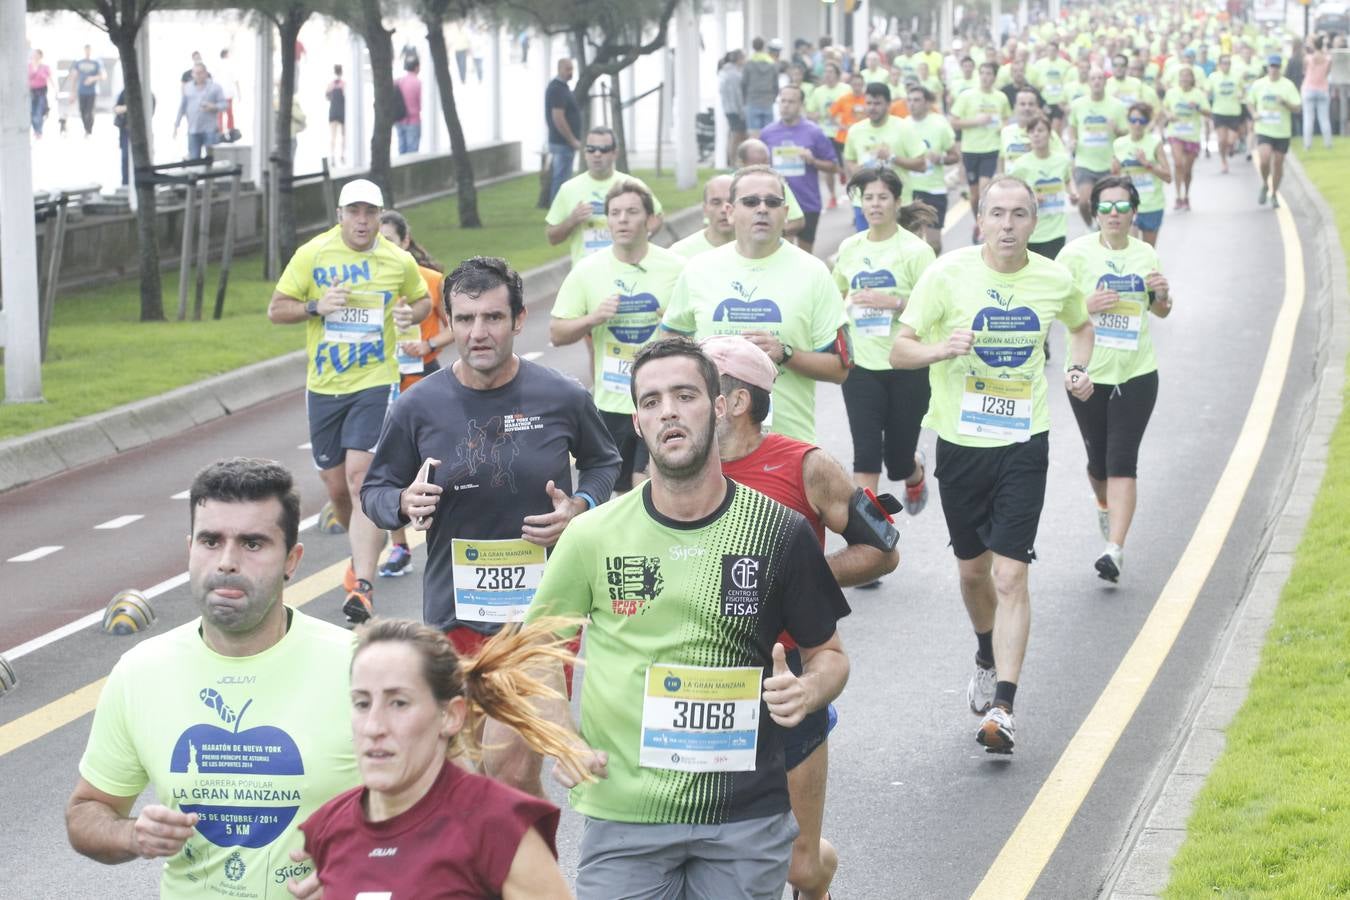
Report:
610,278,662,343
972,288,1041,367
169,688,305,849
712,281,783,326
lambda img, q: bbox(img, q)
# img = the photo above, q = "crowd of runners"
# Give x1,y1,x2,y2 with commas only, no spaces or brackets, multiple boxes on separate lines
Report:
60,3,1331,898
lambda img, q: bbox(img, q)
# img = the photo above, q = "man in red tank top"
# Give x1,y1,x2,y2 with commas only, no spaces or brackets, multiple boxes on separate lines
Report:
704,334,898,900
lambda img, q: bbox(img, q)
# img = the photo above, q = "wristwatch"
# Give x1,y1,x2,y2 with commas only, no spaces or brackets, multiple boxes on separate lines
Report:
305,300,320,317
779,343,795,365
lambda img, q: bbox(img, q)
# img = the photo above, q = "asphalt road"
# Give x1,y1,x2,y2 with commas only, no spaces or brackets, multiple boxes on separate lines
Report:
0,154,1325,898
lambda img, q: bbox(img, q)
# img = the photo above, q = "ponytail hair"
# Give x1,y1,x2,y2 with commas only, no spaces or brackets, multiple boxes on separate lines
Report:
352,617,595,783
379,210,444,273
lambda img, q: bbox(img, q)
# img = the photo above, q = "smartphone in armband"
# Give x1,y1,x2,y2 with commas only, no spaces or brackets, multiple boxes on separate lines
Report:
835,326,855,369
849,488,901,552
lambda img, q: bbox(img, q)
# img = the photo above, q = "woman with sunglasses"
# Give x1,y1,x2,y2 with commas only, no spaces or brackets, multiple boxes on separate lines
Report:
1008,112,1075,260
833,167,936,518
1159,66,1210,211
1054,176,1172,584
1111,103,1171,247
288,618,590,899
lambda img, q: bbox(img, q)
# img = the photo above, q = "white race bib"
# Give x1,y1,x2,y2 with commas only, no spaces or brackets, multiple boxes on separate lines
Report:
395,324,423,375
601,341,639,394
323,291,385,344
1092,299,1144,351
639,664,761,772
583,227,612,255
850,303,895,337
771,143,807,178
959,376,1033,442
451,539,546,623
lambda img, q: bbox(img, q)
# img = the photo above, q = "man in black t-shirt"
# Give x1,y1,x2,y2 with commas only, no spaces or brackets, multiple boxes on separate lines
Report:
545,58,583,203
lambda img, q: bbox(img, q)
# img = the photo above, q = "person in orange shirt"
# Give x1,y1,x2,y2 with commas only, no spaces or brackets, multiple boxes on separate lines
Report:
377,209,452,577
829,72,869,191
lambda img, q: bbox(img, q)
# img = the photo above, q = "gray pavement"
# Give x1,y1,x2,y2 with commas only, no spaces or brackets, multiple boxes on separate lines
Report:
0,150,1338,898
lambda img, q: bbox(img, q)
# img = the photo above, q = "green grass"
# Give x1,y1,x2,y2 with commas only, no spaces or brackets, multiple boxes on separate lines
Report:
0,168,711,439
1163,137,1350,898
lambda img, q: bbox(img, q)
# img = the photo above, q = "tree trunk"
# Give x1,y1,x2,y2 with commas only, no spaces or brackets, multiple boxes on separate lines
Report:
276,8,307,264
572,26,592,137
609,74,629,174
360,0,397,208
424,13,480,227
108,27,163,321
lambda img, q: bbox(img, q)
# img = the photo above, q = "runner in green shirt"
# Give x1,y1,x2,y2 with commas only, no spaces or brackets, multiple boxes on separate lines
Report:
544,126,665,264
662,165,850,443
1111,103,1172,246
1105,54,1148,113
1207,53,1246,173
842,82,927,228
950,62,1013,243
1056,175,1174,584
1028,43,1072,111
1246,56,1301,208
905,83,960,254
1008,113,1075,259
551,180,686,491
890,175,1095,755
525,338,850,898
669,174,735,259
1067,67,1127,226
1160,66,1210,210
832,167,936,511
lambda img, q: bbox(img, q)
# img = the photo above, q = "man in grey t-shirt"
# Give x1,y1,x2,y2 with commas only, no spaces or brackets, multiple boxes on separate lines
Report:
174,63,225,159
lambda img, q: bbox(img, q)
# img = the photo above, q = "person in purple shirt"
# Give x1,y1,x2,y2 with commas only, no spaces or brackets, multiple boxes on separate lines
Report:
759,84,840,255
396,59,422,154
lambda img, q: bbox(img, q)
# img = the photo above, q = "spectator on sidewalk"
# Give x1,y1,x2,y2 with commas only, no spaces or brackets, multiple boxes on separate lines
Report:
70,44,104,137
719,50,747,167
174,62,224,159
216,48,239,135
743,37,780,135
327,64,347,165
396,59,422,154
29,49,52,139
545,58,582,203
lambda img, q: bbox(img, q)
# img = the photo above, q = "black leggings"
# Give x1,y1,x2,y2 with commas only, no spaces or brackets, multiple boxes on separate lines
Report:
841,365,930,481
1028,236,1066,260
1067,370,1159,480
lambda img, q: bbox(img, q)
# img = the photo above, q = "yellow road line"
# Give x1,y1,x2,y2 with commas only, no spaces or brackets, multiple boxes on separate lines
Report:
0,529,426,759
971,202,1305,897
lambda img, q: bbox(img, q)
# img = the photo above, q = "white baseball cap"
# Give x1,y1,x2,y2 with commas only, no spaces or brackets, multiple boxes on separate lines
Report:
338,178,384,208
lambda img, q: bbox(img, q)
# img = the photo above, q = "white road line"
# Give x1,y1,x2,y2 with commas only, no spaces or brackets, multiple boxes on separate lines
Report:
523,351,544,361
171,490,190,500
2,513,320,661
297,442,312,449
7,546,63,563
94,515,144,530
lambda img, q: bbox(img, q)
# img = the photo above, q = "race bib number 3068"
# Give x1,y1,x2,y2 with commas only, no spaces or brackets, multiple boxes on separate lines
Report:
639,665,761,772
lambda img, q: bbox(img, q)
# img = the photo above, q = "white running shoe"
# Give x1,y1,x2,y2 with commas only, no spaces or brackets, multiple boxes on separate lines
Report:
977,705,1016,754
1096,543,1123,583
968,661,997,715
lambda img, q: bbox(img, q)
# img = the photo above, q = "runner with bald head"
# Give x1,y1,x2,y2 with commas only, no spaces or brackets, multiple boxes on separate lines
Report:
669,174,736,259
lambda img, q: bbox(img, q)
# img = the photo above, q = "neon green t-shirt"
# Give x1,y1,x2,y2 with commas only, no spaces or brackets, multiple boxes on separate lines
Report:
807,82,851,132
832,228,936,370
544,170,665,263
862,66,890,85
1246,75,1300,139
1056,233,1161,384
78,611,360,899
1009,150,1073,244
844,116,926,204
1207,67,1246,116
668,229,722,259
552,244,685,413
999,122,1066,167
275,225,429,395
663,240,847,443
1163,87,1210,141
898,246,1089,448
1113,133,1166,213
948,75,979,100
1105,75,1149,111
950,89,1011,153
907,114,957,195
1029,58,1073,105
524,481,848,825
1069,95,1127,172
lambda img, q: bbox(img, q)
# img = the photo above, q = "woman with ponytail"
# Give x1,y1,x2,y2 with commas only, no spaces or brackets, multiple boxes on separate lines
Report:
289,618,589,899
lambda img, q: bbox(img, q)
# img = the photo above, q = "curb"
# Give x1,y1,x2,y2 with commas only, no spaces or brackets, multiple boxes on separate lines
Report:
0,204,706,495
1104,155,1350,898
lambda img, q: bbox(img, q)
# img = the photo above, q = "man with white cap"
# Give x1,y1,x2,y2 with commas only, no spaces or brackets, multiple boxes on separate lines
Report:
267,178,431,623
707,334,897,900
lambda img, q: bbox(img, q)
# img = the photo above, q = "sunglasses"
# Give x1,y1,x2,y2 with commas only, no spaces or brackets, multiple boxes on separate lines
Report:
737,195,786,209
1128,116,1148,124
585,144,615,153
1096,200,1134,214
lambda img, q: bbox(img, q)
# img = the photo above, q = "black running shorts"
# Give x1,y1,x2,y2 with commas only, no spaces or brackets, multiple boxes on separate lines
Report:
934,432,1049,563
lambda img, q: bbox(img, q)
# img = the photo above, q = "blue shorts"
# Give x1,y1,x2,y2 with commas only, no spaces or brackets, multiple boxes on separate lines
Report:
852,205,868,232
305,384,396,469
1135,208,1164,232
781,646,840,770
745,105,774,131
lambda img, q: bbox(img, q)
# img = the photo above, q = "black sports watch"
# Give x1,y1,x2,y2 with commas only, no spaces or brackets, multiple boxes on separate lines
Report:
780,343,795,365
305,300,320,317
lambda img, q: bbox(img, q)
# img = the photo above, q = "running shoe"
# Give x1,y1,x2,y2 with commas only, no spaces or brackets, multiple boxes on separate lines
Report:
828,196,838,209
379,544,414,577
977,705,1016,754
1271,193,1280,209
1174,197,1184,210
1095,544,1123,583
343,580,375,624
1258,184,1268,205
968,660,997,715
1097,506,1110,542
905,451,929,515
342,561,357,593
